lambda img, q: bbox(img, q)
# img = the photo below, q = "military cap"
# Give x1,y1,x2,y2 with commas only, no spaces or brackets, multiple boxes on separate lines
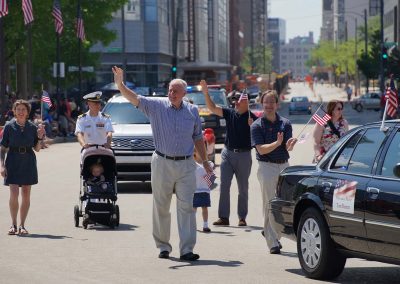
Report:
83,91,102,102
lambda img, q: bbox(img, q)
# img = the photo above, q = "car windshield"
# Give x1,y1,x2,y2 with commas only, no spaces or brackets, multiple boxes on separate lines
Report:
103,102,150,124
291,97,308,102
186,91,227,106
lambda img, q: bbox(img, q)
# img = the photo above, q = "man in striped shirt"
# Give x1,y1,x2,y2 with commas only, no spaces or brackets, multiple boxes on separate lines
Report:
112,66,212,261
251,90,297,254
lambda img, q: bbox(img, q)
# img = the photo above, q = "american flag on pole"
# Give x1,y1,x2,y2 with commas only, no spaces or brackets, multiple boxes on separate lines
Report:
238,93,249,103
312,108,331,126
52,0,63,35
203,172,216,188
76,6,86,41
385,76,398,118
41,90,52,108
22,0,34,25
0,0,8,17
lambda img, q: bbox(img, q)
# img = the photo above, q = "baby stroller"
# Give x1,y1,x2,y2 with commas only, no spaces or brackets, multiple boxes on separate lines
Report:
74,145,120,229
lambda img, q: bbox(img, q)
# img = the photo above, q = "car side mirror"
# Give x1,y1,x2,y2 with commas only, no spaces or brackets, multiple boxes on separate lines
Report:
393,163,400,178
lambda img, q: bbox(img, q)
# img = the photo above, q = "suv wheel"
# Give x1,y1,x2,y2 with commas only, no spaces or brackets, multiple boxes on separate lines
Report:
297,207,346,280
355,104,363,112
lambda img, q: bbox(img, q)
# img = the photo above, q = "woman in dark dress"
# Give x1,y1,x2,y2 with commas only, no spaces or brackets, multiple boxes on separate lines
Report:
0,100,45,235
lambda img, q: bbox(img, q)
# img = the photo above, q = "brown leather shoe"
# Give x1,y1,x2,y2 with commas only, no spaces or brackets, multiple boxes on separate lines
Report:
238,219,247,226
213,218,229,226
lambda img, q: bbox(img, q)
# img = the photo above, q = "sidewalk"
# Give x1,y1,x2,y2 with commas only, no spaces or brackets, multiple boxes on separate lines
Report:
51,135,77,144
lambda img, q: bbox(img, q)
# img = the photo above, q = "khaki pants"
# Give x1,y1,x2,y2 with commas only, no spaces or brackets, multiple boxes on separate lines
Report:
257,161,288,249
151,152,197,255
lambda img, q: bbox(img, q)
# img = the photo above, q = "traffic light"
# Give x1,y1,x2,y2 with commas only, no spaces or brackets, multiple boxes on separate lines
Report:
171,57,177,79
382,47,388,60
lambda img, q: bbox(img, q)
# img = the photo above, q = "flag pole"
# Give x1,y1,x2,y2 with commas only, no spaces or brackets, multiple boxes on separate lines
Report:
380,93,389,132
296,101,324,140
40,84,44,121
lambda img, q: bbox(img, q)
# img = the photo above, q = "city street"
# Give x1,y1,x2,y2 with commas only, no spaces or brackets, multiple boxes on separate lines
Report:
1,83,399,283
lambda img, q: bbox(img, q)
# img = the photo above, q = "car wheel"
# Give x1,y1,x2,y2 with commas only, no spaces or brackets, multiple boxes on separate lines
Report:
355,104,363,112
297,207,346,280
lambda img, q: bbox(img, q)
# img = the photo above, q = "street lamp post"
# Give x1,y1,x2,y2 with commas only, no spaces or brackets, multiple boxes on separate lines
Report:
379,0,384,94
336,11,368,94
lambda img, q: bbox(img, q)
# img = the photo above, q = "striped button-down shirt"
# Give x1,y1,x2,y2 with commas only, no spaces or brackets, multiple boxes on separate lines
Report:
138,96,203,156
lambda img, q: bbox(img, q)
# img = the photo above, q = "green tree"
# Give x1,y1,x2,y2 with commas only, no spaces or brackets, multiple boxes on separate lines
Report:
240,45,273,74
4,0,127,95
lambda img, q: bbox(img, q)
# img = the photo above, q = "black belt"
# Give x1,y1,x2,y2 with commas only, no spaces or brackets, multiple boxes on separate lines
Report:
155,150,191,161
9,147,33,154
226,147,251,153
263,159,288,164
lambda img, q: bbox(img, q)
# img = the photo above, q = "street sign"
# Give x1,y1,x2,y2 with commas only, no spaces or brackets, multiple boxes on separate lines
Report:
107,47,122,53
68,66,94,72
53,62,65,78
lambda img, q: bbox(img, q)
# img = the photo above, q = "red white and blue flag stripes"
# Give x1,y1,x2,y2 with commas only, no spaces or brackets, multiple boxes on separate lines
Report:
203,172,216,188
41,90,52,108
385,76,398,118
238,93,248,103
0,0,8,17
76,6,86,41
312,108,331,126
52,0,63,34
22,0,34,25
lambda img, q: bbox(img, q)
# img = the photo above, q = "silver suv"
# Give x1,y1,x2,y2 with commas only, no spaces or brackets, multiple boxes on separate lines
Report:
102,94,154,181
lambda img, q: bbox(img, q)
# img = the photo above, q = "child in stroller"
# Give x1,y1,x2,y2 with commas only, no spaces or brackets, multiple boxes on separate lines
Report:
74,146,119,229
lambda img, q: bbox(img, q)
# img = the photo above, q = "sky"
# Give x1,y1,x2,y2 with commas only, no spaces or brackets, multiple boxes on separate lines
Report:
269,0,323,43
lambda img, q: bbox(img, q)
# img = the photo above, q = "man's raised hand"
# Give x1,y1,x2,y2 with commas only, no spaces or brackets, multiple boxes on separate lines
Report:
200,80,208,95
112,66,123,86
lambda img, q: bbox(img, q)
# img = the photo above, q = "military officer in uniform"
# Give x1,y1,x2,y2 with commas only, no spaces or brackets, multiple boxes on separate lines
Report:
74,92,114,148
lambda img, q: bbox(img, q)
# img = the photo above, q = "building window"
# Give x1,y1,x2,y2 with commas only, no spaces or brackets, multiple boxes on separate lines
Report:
145,0,157,22
158,0,169,24
124,0,141,20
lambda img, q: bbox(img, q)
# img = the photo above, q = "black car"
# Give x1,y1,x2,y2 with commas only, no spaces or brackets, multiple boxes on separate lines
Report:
270,121,400,280
185,86,228,143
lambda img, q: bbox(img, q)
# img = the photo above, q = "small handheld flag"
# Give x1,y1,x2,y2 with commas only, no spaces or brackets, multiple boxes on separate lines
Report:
238,93,248,103
203,172,216,188
41,90,52,108
312,108,331,126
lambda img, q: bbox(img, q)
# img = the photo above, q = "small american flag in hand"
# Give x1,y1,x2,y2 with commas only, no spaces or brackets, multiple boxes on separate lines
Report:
203,172,216,188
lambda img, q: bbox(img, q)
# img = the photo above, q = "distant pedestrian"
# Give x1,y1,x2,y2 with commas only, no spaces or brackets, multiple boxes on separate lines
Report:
200,80,258,227
113,66,212,261
345,85,353,102
0,100,46,235
251,90,297,254
313,100,348,163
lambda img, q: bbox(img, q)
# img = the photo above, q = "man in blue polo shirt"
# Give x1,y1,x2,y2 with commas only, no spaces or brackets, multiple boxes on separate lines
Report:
251,90,297,254
200,80,258,227
113,66,212,262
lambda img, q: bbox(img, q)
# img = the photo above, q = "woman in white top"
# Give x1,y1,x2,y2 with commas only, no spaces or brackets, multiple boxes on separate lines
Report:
313,100,349,163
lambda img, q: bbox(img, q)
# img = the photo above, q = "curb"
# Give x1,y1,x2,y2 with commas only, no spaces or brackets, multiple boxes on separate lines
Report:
50,136,77,144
